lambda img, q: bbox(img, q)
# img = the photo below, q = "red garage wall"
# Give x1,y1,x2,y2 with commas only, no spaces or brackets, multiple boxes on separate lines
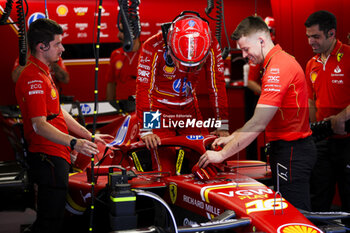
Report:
270,0,350,69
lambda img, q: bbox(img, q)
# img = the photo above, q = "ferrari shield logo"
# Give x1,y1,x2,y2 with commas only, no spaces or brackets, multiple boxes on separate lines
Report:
337,52,343,62
169,183,177,204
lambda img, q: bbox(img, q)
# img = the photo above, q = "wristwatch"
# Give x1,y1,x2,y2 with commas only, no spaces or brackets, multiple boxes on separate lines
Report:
70,138,77,150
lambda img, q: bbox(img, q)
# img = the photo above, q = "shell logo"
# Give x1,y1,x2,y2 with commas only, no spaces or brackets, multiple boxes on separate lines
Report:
116,60,123,70
310,72,317,83
278,223,322,233
56,5,68,17
51,88,57,99
163,65,175,74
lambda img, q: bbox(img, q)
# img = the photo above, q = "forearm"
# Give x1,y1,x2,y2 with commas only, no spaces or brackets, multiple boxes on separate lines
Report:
308,99,317,122
220,120,263,159
106,82,116,101
62,109,92,140
247,80,261,94
12,66,25,83
336,105,350,121
33,118,74,147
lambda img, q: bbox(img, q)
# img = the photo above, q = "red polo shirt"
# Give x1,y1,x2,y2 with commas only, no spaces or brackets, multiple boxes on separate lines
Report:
15,55,71,163
305,40,350,122
258,44,312,142
106,48,140,100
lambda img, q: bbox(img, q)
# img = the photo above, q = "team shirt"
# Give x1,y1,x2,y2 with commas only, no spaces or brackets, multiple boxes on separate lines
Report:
15,55,71,163
258,44,312,142
305,40,350,122
106,48,140,100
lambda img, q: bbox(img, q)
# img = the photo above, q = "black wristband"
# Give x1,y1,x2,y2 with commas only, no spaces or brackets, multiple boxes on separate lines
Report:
70,138,77,150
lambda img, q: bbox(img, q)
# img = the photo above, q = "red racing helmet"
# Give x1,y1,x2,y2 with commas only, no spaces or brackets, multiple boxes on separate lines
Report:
167,12,211,73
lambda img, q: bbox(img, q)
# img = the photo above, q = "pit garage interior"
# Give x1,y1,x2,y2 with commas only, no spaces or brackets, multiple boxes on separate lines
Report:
0,0,349,232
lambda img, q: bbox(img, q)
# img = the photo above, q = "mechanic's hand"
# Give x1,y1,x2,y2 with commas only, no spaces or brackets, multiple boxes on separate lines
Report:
198,150,225,168
74,139,100,157
210,129,230,137
141,133,161,150
325,115,347,135
211,134,233,149
93,133,114,145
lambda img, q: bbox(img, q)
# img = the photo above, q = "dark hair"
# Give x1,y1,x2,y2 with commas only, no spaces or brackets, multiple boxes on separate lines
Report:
231,16,269,41
27,18,63,53
304,10,337,34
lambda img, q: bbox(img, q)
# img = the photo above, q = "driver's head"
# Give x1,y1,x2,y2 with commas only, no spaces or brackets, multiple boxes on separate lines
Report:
167,13,211,73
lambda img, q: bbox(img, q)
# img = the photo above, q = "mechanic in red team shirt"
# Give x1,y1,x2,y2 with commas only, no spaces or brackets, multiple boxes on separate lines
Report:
305,11,350,216
106,24,141,101
246,16,276,95
136,11,229,150
12,56,69,86
15,19,112,233
198,16,316,211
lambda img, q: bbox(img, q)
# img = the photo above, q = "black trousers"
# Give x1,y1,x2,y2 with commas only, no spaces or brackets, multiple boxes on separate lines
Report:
27,152,70,233
310,137,350,216
269,136,316,211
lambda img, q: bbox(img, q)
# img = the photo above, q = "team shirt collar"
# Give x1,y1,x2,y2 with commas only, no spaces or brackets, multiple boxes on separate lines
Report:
263,44,283,71
315,39,343,62
28,55,50,76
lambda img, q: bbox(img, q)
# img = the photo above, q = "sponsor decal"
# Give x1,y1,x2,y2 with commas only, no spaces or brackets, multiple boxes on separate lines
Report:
75,23,88,31
311,72,317,83
332,79,344,84
28,90,43,95
270,68,280,75
74,7,88,16
28,80,43,84
277,223,322,233
100,32,109,38
183,195,221,215
51,88,57,99
163,65,175,74
334,65,341,73
169,183,177,204
246,198,288,214
131,152,144,172
80,104,91,114
28,12,45,26
62,32,69,39
30,83,42,89
186,135,204,140
100,23,107,30
116,60,123,69
173,78,192,94
138,64,150,70
77,32,88,38
175,149,184,175
60,24,68,31
143,110,161,129
337,52,343,62
94,7,110,16
138,69,150,78
218,188,273,200
137,76,149,83
56,5,68,17
267,75,280,83
140,56,150,63
142,48,152,56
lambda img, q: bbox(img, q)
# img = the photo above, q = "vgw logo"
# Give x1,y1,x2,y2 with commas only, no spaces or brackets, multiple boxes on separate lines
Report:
143,110,161,129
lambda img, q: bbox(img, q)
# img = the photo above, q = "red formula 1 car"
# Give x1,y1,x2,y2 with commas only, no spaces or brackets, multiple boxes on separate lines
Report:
64,113,350,233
